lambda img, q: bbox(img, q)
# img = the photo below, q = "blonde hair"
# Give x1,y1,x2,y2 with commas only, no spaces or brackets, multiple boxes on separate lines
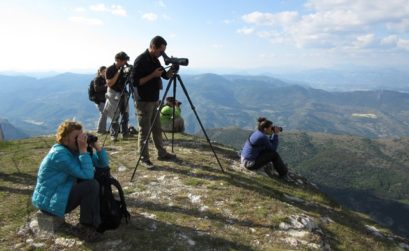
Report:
56,120,82,144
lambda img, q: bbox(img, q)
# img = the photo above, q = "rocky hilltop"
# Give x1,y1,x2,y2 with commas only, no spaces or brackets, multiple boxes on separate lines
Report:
1,133,408,250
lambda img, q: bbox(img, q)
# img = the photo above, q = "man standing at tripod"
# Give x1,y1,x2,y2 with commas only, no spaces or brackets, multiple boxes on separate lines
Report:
105,51,132,141
132,36,176,168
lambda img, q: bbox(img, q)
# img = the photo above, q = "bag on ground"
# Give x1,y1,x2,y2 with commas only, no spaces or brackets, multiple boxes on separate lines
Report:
94,167,130,232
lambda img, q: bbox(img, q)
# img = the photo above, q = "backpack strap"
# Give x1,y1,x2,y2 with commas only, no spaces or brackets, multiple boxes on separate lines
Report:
108,177,131,223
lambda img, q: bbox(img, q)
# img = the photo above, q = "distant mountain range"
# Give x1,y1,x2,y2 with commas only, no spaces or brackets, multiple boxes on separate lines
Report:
201,128,409,238
0,72,409,138
0,118,28,140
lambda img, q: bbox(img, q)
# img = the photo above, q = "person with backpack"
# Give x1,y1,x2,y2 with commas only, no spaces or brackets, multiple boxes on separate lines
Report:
240,117,289,180
93,66,108,134
32,120,109,241
160,96,185,133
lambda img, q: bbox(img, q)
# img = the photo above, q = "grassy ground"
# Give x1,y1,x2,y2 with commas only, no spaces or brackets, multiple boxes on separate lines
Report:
0,133,407,250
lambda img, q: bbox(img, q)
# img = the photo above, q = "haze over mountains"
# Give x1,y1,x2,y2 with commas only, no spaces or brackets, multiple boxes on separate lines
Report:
0,69,409,139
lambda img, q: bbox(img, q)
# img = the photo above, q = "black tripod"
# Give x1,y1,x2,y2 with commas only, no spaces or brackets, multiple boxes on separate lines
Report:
130,66,224,181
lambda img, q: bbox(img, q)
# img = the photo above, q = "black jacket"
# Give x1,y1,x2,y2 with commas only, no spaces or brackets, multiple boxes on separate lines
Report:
94,76,107,103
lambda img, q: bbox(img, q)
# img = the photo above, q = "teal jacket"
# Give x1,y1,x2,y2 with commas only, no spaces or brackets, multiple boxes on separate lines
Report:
32,144,109,217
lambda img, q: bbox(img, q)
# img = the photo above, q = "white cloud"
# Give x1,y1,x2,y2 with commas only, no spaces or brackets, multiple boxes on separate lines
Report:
381,35,399,45
352,34,375,48
142,12,158,21
240,0,409,53
242,11,298,26
397,39,409,51
236,27,254,35
387,18,409,32
69,16,103,26
89,4,127,16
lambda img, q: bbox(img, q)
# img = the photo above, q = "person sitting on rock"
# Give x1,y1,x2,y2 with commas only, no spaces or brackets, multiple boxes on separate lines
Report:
160,96,185,133
240,117,289,180
32,120,109,240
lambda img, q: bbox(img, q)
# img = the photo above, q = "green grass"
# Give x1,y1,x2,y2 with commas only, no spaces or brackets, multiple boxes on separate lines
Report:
0,134,407,250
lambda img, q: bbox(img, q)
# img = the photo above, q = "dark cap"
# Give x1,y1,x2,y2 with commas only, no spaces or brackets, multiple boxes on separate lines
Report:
166,96,176,103
115,51,130,61
166,96,181,105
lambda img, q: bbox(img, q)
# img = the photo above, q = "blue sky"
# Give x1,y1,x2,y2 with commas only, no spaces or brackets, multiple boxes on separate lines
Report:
1,0,409,73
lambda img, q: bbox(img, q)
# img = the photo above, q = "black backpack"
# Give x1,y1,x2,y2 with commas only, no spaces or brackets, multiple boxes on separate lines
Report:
88,80,97,103
94,167,131,233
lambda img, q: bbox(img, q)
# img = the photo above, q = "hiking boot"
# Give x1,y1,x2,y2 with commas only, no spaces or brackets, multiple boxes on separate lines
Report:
97,130,109,135
84,228,103,243
140,159,155,169
280,174,294,183
263,163,276,179
122,134,133,140
157,152,177,161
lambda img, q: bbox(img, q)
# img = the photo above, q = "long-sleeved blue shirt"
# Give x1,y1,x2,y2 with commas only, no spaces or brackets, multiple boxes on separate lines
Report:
241,130,279,161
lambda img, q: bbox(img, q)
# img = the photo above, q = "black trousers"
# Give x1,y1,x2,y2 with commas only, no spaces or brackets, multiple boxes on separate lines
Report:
65,179,101,228
247,150,288,176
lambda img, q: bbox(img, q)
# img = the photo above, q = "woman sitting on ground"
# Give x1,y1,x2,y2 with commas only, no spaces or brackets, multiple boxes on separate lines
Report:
240,117,288,179
32,120,108,236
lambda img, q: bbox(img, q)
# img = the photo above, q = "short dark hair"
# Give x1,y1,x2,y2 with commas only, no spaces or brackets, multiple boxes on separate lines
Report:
257,117,273,131
150,36,167,49
115,51,129,61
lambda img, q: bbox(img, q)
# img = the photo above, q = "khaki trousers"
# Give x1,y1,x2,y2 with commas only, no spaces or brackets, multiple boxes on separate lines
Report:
135,101,167,159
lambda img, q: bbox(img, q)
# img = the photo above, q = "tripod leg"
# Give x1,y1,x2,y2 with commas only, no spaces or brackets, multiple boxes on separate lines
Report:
176,75,225,173
171,79,177,152
130,77,175,181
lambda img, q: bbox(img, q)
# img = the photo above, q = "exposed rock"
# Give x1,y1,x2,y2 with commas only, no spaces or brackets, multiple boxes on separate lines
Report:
118,165,127,172
399,242,409,250
320,216,334,225
284,194,305,203
365,225,384,238
188,193,201,204
54,237,77,247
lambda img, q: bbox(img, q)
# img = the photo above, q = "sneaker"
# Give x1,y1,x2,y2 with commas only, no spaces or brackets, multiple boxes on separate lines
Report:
140,158,155,169
157,152,177,161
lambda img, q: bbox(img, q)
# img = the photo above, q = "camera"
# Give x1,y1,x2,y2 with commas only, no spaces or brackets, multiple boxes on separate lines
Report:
162,52,189,66
86,133,98,145
122,65,133,77
273,126,283,132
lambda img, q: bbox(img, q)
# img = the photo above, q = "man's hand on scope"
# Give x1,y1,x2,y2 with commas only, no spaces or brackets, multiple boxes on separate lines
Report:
166,68,175,79
152,67,164,78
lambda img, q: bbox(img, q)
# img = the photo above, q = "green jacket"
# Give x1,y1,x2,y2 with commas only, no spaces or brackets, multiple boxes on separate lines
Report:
160,105,181,127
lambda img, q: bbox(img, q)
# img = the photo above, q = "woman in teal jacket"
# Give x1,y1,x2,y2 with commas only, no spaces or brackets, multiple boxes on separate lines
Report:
32,120,109,230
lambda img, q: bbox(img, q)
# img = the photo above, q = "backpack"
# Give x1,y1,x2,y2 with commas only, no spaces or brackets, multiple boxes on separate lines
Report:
94,167,131,233
88,80,97,103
